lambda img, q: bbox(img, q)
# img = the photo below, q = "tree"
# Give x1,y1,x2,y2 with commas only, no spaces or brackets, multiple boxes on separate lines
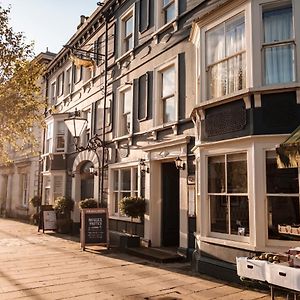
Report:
0,5,44,163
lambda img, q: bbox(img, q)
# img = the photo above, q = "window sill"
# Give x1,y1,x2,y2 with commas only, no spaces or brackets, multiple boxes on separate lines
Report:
152,19,179,42
109,215,141,223
116,49,134,66
194,232,253,251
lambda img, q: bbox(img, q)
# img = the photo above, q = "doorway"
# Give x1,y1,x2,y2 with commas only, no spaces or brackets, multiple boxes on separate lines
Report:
80,161,94,200
161,162,180,247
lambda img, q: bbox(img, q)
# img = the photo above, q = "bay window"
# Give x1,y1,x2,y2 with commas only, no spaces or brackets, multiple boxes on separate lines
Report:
206,14,246,99
266,151,299,240
262,3,295,85
113,167,138,216
45,123,53,153
208,153,249,237
56,121,65,152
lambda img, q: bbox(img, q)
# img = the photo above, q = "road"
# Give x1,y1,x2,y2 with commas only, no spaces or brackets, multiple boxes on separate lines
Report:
0,218,269,299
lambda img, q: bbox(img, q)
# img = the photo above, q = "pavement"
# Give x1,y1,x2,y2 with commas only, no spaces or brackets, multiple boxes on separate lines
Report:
0,218,270,300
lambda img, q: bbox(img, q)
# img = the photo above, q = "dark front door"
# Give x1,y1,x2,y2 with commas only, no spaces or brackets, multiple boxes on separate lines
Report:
162,162,179,247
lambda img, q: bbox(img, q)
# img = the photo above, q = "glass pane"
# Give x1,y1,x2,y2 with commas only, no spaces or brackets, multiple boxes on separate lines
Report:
163,96,176,123
123,90,131,113
125,15,133,36
226,15,245,56
208,156,225,193
263,6,293,43
56,136,65,150
208,61,227,98
162,67,175,98
165,3,175,24
122,112,131,135
264,44,295,85
114,193,119,213
227,53,246,94
133,167,138,191
268,196,300,240
206,24,225,65
210,195,229,234
121,169,131,190
125,36,133,51
230,196,249,236
57,121,65,134
113,170,119,190
227,153,247,193
266,151,298,193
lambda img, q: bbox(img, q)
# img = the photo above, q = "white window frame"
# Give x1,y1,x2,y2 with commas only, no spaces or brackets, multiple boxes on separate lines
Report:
154,57,178,126
116,85,133,137
195,5,248,103
57,72,64,97
109,165,140,218
155,0,178,30
260,0,296,86
55,120,66,153
207,151,250,243
265,150,300,241
119,6,135,57
43,172,66,205
50,82,56,105
45,122,53,153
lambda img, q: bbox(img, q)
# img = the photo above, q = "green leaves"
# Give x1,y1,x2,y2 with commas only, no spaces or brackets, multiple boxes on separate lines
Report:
0,5,44,163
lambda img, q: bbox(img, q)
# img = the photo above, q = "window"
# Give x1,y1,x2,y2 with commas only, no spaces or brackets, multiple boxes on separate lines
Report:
121,9,134,55
118,88,132,136
163,0,175,24
208,153,249,237
266,151,299,240
57,72,64,97
113,167,138,215
64,68,72,95
50,82,56,105
56,121,65,152
73,65,82,84
206,14,246,99
44,176,50,205
95,97,112,132
45,122,53,153
21,174,28,207
262,3,295,85
95,34,105,66
160,65,176,124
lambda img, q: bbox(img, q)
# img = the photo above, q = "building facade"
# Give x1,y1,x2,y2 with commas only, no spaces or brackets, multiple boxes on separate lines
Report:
190,0,300,279
40,0,299,280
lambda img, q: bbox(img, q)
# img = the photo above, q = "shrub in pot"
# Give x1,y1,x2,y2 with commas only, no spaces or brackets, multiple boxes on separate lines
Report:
29,195,42,225
53,196,74,233
29,195,42,208
79,198,98,209
119,196,146,236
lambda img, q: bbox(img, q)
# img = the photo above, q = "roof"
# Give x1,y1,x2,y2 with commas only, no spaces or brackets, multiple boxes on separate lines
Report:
276,125,300,168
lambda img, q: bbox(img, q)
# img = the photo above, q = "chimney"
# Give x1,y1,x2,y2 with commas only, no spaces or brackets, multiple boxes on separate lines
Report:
77,15,88,29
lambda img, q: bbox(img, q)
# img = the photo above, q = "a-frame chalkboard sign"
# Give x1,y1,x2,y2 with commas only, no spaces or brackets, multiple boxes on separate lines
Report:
38,205,57,233
80,208,109,250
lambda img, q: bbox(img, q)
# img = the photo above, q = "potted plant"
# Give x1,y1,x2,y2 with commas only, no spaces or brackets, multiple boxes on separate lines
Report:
53,196,74,233
79,198,98,209
119,196,146,248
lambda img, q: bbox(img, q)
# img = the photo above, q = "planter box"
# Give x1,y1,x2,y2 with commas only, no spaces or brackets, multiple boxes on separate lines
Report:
266,263,300,291
236,257,267,281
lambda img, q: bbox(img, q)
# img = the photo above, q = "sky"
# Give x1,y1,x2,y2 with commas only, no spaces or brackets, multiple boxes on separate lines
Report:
0,0,99,55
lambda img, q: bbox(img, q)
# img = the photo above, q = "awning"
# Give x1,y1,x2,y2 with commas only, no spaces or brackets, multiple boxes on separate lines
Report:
276,125,300,168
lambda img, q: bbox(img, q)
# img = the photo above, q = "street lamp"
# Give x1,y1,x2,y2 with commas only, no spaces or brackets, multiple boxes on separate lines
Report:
64,109,87,151
64,109,106,207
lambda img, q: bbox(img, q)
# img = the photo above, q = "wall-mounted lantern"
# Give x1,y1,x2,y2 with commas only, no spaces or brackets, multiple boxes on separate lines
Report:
139,158,150,173
175,156,186,170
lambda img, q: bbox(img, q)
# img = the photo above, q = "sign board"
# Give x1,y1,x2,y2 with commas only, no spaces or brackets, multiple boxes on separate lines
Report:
80,208,109,250
38,205,57,233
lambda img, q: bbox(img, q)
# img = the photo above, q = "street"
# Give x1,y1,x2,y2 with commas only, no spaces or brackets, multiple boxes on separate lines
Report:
0,218,269,299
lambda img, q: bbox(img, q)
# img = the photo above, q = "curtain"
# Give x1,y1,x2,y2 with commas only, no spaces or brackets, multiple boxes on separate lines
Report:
263,7,295,85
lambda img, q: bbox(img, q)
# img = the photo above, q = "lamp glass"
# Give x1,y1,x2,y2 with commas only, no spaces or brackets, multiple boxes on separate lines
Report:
64,116,87,138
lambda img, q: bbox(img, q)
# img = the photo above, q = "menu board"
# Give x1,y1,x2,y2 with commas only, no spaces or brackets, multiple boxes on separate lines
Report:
38,205,56,233
80,208,109,250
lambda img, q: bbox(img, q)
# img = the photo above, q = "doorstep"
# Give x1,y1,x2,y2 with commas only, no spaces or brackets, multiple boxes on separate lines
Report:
126,246,185,263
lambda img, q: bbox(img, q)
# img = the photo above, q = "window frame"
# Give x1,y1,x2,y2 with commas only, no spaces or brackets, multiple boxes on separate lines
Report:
64,67,72,95
56,72,64,97
207,152,250,242
116,85,133,137
119,6,135,57
21,173,29,207
154,58,178,126
205,13,246,99
155,0,179,30
261,1,296,86
110,165,139,218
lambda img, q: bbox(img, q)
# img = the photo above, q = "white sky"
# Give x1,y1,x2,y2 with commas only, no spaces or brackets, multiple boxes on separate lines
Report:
0,0,98,55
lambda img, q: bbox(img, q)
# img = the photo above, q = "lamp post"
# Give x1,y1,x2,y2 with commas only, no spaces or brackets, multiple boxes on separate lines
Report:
64,110,106,208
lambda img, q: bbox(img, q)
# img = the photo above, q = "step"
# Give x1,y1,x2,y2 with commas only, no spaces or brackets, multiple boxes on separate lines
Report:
126,246,184,263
